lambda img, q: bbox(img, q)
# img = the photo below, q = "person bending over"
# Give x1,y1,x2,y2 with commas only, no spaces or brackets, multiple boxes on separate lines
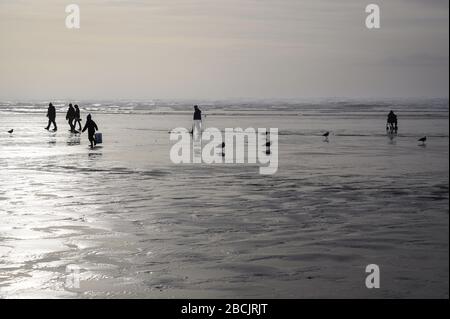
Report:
386,110,398,133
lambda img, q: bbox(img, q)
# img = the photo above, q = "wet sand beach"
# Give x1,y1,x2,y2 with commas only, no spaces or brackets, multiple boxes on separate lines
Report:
0,100,448,298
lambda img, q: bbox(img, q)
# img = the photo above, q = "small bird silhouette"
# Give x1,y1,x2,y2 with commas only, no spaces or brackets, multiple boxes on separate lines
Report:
7,129,13,134
322,131,330,137
418,136,427,144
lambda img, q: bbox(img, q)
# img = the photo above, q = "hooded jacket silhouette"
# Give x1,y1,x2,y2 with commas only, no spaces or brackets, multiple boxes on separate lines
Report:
82,114,98,147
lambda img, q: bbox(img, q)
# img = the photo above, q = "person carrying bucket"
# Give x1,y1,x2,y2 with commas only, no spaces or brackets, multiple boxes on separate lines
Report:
82,114,99,148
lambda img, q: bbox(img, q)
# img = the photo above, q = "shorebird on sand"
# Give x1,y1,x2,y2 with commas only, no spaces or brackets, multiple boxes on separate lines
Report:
418,136,427,145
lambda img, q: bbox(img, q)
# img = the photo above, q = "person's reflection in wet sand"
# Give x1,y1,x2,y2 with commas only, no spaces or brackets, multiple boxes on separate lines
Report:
46,130,57,146
48,138,56,146
387,132,396,145
66,134,80,146
88,152,102,159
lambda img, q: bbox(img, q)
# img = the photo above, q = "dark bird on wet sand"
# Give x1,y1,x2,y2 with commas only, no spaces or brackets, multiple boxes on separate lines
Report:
322,131,330,137
7,129,13,134
418,136,427,144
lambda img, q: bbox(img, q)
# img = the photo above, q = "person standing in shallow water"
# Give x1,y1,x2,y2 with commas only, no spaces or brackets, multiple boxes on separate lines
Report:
45,102,57,131
192,105,202,135
386,110,398,133
66,103,76,132
82,114,98,148
74,104,82,131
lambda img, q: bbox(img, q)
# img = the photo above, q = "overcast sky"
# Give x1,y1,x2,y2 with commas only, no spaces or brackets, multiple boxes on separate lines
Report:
0,0,448,100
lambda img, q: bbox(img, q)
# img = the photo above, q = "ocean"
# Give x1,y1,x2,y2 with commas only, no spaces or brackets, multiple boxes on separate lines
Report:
0,98,448,298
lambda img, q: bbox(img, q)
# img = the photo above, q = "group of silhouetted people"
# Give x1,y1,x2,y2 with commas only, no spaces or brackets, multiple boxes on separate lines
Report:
43,103,399,150
65,103,82,132
45,102,99,148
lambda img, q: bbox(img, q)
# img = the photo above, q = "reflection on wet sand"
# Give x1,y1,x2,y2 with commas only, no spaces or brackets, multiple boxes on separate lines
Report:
0,112,448,298
66,134,81,146
88,152,103,159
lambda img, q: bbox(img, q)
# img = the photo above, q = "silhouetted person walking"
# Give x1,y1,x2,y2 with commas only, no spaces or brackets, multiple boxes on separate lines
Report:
193,105,202,121
386,110,398,133
192,105,202,135
74,105,82,131
82,114,98,148
45,102,57,131
66,103,76,132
